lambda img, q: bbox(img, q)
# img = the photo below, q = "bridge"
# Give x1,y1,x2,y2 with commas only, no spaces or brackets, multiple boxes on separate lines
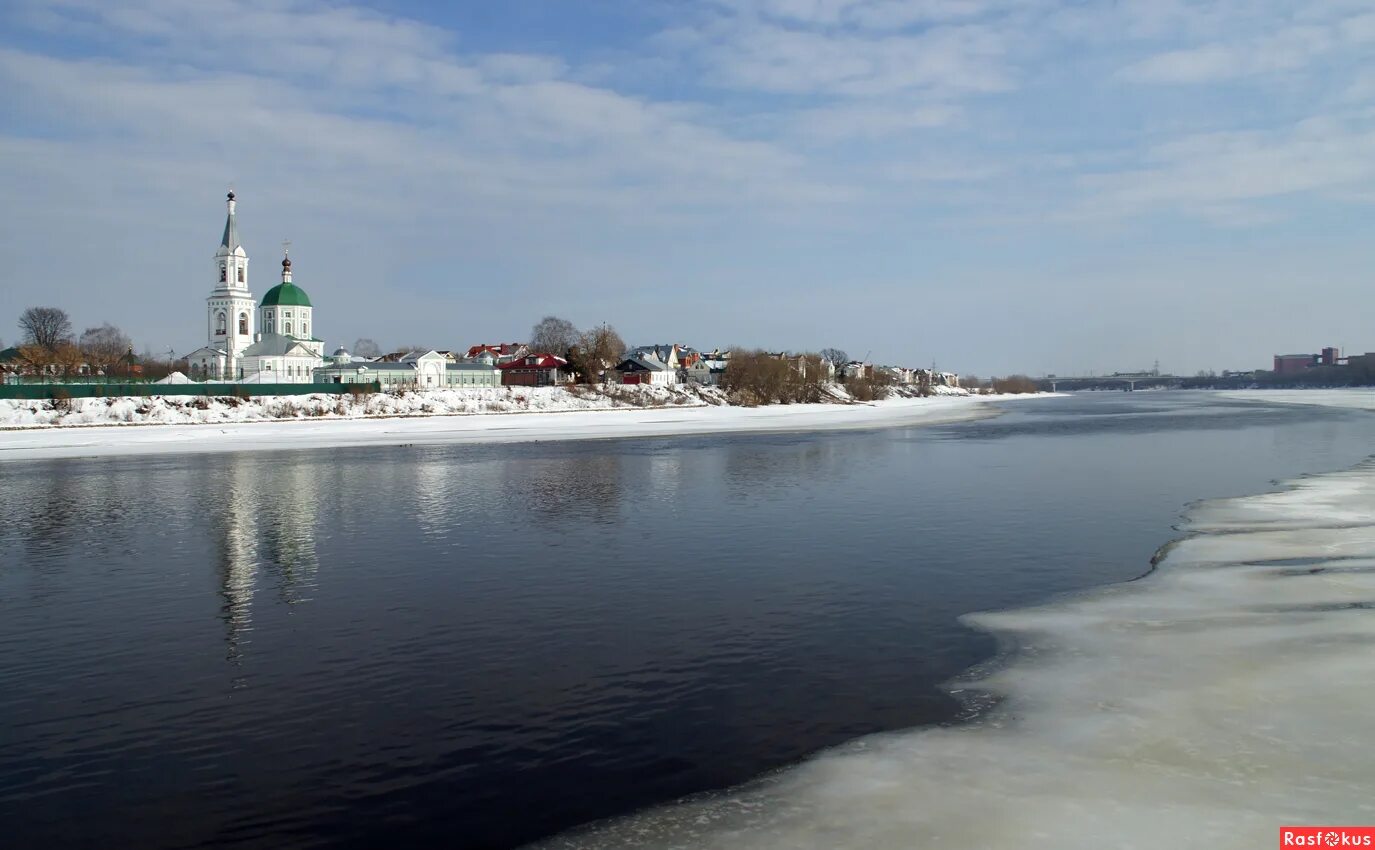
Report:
1042,373,1185,392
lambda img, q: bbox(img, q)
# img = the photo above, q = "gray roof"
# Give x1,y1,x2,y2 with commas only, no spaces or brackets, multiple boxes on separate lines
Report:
628,344,680,360
316,360,415,373
618,355,671,372
446,362,499,371
241,333,315,358
184,345,229,359
221,205,240,252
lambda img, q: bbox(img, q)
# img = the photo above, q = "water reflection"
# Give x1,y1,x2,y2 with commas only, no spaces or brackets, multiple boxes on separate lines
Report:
194,453,321,662
258,459,319,607
204,457,259,663
496,450,625,527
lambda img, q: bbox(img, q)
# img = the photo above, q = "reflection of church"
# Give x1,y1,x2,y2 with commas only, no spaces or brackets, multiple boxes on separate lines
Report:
208,454,320,662
185,192,325,382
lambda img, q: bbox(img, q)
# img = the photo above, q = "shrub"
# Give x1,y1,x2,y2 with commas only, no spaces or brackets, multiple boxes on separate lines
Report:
846,371,893,402
49,387,73,413
991,375,1040,394
721,349,830,405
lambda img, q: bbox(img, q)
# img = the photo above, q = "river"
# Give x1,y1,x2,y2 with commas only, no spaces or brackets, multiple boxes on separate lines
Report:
1,392,1372,848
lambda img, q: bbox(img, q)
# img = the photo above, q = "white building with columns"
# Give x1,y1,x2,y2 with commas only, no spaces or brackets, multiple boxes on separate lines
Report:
185,192,324,382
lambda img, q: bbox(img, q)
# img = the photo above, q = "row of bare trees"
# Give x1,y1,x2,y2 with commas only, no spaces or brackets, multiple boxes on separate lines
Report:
961,374,1039,394
11,307,138,376
719,350,839,405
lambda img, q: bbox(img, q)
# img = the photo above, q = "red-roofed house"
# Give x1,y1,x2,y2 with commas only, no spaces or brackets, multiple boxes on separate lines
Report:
467,343,528,364
498,353,571,386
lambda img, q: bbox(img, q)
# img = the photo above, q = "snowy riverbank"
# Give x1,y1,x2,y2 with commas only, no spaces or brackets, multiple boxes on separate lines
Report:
0,384,728,428
0,388,1046,461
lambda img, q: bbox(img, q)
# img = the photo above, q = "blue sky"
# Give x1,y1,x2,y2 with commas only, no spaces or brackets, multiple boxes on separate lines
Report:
1,0,1373,375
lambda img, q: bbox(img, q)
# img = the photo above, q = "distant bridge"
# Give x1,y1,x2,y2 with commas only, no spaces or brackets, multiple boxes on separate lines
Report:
1043,374,1185,392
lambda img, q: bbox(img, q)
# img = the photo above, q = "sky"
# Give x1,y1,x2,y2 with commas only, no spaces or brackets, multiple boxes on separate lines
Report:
1,0,1373,376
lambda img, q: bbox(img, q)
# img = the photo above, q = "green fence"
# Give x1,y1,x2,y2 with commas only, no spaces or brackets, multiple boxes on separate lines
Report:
0,382,380,401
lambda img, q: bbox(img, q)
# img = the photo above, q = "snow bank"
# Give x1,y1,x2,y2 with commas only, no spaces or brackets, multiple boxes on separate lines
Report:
0,390,1051,461
539,463,1375,849
0,384,724,429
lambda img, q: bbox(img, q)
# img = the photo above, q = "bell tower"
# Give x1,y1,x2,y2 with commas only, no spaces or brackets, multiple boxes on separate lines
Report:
207,191,257,379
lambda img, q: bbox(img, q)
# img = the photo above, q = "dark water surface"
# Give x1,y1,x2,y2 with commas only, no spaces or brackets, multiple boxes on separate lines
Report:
2,393,1373,849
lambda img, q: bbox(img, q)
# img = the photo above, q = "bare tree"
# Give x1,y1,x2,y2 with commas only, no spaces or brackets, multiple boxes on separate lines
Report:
529,316,578,356
720,349,830,405
572,323,626,383
19,307,73,351
79,323,133,370
352,338,382,358
819,348,849,369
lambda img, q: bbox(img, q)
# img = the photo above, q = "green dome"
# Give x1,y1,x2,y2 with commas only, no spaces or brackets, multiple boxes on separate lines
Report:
260,281,312,307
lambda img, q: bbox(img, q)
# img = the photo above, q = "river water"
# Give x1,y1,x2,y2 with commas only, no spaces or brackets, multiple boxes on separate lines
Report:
1,392,1372,849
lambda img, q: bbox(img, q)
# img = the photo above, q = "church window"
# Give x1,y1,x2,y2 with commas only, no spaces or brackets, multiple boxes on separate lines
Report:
284,321,292,335
238,313,249,335
215,312,227,335
237,266,245,283
302,323,308,338
220,263,227,282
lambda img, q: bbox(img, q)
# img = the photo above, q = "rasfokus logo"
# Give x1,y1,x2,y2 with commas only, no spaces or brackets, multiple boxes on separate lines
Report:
1281,827,1375,847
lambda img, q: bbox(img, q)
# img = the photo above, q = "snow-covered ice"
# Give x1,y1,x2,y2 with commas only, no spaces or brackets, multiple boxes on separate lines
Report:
1222,388,1375,412
0,387,1047,462
537,443,1375,848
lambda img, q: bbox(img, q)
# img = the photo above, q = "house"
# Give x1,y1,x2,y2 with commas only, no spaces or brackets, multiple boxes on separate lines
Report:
883,366,917,385
626,344,682,370
314,349,451,389
615,353,677,385
444,361,501,388
681,357,714,385
467,343,528,364
498,353,571,386
0,347,26,381
681,349,730,385
843,361,874,381
783,354,811,380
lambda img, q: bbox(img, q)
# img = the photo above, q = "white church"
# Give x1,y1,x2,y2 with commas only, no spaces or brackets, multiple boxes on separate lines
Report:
185,192,325,382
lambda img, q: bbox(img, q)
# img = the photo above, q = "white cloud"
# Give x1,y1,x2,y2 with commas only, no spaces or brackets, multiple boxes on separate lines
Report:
672,10,1015,98
1077,113,1375,220
1120,26,1335,84
713,0,1013,28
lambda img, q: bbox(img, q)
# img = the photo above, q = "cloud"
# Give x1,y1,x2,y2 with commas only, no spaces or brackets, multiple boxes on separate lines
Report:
1120,26,1334,84
1077,113,1375,220
711,0,1012,28
3,0,1375,373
